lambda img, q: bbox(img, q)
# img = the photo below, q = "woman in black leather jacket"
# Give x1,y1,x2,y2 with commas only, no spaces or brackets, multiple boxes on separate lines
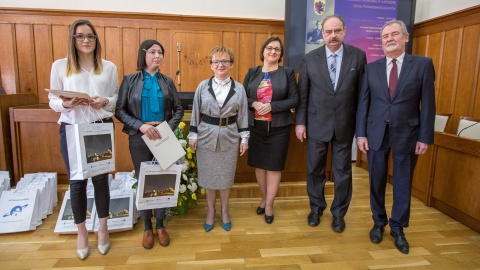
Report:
115,39,183,249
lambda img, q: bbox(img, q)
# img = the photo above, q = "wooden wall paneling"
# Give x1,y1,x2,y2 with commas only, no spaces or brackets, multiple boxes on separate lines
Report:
113,120,133,173
95,26,106,67
156,29,172,79
437,29,461,131
33,24,54,103
104,27,123,83
431,148,480,219
237,32,254,83
139,28,156,46
412,35,427,60
0,23,18,94
255,33,269,67
173,31,221,91
122,27,139,76
476,54,480,118
454,25,479,127
51,25,68,63
15,24,38,95
222,31,238,79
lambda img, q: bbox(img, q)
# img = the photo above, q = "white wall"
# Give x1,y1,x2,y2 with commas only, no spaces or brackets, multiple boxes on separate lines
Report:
0,0,477,22
0,0,285,20
414,0,479,23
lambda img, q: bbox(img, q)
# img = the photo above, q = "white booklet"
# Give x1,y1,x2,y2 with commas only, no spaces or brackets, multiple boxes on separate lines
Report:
45,89,94,101
142,122,186,169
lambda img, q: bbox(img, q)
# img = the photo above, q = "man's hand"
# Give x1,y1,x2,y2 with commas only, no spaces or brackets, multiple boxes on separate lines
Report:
295,125,307,142
357,137,369,154
415,142,428,155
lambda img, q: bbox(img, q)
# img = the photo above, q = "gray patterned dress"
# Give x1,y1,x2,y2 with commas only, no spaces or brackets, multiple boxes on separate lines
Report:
189,77,249,189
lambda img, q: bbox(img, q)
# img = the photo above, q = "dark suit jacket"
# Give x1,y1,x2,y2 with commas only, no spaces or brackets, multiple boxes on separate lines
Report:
243,66,298,127
296,44,367,143
356,54,436,154
115,71,184,135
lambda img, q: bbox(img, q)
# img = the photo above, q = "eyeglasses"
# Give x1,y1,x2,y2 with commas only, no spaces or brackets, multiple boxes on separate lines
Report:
74,34,97,42
211,60,231,66
143,49,164,56
265,46,281,52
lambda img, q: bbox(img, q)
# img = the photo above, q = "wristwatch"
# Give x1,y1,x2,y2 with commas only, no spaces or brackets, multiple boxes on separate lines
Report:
103,98,109,107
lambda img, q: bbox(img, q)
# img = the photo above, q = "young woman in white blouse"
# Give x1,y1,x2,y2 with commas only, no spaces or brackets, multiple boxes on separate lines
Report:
48,19,118,260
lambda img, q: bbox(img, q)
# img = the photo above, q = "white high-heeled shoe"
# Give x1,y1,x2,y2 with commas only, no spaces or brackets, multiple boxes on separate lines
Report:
76,247,89,260
98,241,110,255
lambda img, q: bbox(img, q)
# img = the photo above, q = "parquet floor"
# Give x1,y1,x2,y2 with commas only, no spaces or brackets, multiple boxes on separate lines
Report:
1,166,479,269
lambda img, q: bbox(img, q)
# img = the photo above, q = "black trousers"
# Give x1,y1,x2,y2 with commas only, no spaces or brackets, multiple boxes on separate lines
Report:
129,132,166,220
59,119,112,224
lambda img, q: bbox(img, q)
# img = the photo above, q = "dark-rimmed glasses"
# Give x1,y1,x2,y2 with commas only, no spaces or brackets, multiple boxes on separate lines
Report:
211,60,231,66
265,46,281,52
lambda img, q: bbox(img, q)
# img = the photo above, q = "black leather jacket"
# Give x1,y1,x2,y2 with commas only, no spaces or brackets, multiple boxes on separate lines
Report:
115,71,184,135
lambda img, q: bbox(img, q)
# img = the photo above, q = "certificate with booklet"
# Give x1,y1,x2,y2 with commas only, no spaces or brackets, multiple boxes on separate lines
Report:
46,89,94,101
142,122,185,169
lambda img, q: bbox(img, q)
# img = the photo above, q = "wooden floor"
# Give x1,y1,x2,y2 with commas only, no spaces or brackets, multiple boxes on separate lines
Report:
1,166,480,269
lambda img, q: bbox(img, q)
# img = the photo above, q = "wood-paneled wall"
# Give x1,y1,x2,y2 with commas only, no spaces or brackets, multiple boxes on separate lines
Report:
0,8,284,100
412,5,480,133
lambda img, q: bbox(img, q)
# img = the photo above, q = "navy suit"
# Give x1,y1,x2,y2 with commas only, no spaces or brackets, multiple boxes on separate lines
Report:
356,54,435,232
297,44,366,218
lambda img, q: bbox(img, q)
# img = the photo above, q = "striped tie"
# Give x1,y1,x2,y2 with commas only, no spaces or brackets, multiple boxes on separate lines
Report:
330,54,337,89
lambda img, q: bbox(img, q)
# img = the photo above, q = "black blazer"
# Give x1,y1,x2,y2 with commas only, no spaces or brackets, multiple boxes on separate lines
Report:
115,71,184,135
243,66,298,127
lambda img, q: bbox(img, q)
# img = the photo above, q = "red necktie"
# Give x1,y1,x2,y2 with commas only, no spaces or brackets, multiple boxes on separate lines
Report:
389,59,398,99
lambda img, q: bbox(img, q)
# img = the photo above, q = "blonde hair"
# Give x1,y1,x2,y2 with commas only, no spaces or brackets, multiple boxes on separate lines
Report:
209,46,234,63
66,19,103,76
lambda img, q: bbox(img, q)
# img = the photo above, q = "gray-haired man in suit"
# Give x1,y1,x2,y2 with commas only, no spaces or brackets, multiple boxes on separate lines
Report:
295,15,366,232
356,20,435,254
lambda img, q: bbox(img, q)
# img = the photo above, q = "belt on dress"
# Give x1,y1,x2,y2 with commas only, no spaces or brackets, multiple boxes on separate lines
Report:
201,115,236,128
144,121,163,126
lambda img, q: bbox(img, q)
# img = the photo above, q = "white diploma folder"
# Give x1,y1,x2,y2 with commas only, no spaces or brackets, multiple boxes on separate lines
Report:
142,122,185,169
46,89,94,102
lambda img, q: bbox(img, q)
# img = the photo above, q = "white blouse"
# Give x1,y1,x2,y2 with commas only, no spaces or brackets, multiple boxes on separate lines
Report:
49,58,119,124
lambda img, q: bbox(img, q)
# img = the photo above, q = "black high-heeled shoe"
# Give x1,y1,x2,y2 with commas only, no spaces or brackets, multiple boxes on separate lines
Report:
265,214,274,224
256,207,265,215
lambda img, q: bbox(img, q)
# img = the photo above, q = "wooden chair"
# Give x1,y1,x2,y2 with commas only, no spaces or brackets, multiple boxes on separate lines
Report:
434,113,451,132
457,116,480,140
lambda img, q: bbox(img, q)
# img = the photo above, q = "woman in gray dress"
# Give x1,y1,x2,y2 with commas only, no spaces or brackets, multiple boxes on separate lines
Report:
188,46,249,232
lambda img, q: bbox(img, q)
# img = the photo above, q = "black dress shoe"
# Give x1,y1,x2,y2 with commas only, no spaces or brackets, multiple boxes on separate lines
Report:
307,211,320,227
256,207,265,215
331,216,345,233
390,231,409,254
265,214,274,224
369,224,385,244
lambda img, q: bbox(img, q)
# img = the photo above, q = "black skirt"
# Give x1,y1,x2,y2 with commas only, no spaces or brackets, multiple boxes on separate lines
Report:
247,120,291,171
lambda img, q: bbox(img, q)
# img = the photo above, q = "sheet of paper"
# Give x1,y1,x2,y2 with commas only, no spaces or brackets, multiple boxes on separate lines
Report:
142,122,186,169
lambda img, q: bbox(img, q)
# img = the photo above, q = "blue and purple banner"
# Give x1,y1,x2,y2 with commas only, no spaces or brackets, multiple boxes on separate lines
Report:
305,0,398,63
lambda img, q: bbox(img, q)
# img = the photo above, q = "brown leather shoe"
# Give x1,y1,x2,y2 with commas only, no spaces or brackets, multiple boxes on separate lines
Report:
157,228,170,247
142,230,154,249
